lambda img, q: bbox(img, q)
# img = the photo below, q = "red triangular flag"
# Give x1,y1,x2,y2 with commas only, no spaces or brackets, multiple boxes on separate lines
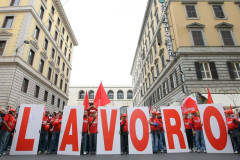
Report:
207,88,214,104
94,82,110,108
83,90,89,110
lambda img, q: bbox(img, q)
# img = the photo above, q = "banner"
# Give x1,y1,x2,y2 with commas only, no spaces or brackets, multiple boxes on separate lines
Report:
161,107,189,153
127,107,152,154
97,107,120,154
10,104,44,155
57,106,84,155
198,104,233,153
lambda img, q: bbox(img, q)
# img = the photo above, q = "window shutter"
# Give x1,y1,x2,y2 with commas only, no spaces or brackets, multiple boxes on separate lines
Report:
194,62,202,80
157,31,162,46
175,69,178,86
226,62,235,80
166,79,169,93
209,62,219,80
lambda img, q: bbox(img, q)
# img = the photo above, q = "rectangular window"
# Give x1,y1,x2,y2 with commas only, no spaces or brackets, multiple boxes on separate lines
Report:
62,27,65,35
170,72,177,90
199,62,212,79
51,6,55,15
60,79,63,89
212,5,225,18
220,30,235,46
57,98,60,108
62,101,65,109
68,54,71,62
27,50,35,66
51,95,55,105
191,30,205,46
44,91,48,102
151,68,155,82
57,56,60,66
34,26,40,40
185,5,197,18
54,74,58,85
21,78,29,93
38,59,44,73
2,16,14,28
51,48,55,59
57,18,61,25
67,36,69,42
157,30,162,46
62,62,65,71
34,85,40,98
47,67,52,80
150,51,153,64
43,38,48,50
10,0,20,6
151,23,155,34
0,41,6,56
66,68,69,76
154,42,157,55
39,6,45,19
64,47,67,56
48,20,52,32
156,12,159,24
231,62,240,79
60,40,63,49
165,80,168,95
54,31,58,41
70,43,72,49
64,83,67,93
160,50,165,69
155,61,159,76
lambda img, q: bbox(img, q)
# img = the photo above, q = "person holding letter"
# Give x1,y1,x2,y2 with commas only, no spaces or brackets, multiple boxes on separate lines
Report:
82,111,89,155
120,113,128,155
149,111,159,154
183,111,194,152
225,110,240,154
191,110,206,153
88,110,98,155
156,111,166,153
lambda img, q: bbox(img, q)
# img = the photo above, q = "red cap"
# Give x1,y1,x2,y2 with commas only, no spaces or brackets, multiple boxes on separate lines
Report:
122,113,127,117
191,110,197,114
9,108,16,112
90,110,96,113
152,111,157,115
183,111,189,115
156,111,161,114
224,110,233,114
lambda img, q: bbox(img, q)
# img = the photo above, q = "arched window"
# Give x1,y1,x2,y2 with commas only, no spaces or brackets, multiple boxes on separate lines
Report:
127,90,133,99
89,90,94,99
117,90,124,99
79,90,85,99
108,90,114,99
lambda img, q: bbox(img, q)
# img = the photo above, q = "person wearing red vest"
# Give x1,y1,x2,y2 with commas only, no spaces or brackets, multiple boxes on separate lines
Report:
120,113,128,155
183,111,194,152
48,111,63,154
149,111,159,153
156,111,166,153
225,110,240,154
38,110,50,155
88,110,98,154
82,111,88,155
0,108,16,156
191,110,206,153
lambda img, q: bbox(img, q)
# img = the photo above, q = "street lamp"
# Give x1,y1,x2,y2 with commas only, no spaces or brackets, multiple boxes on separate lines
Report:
16,40,30,53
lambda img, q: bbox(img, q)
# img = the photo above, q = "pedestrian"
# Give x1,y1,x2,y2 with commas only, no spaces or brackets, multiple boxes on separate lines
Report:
48,111,63,154
225,110,240,154
156,111,166,153
183,111,194,152
82,111,88,155
0,108,16,156
149,111,159,154
38,110,50,155
191,110,206,153
120,113,128,155
88,110,98,155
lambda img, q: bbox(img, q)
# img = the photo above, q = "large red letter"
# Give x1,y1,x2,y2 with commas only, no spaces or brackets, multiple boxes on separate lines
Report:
16,107,34,151
163,109,186,149
130,109,149,151
203,106,227,150
59,109,79,151
101,109,118,151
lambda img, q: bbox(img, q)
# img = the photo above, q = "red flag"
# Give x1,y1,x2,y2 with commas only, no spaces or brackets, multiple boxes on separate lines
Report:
207,88,214,104
181,94,198,112
94,82,110,108
83,90,89,110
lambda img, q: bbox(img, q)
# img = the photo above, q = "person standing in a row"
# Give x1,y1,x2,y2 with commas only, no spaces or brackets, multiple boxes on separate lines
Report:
88,110,98,155
183,111,194,152
120,113,128,155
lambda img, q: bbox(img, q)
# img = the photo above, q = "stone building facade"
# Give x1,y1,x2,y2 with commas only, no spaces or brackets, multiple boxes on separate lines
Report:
0,0,78,112
131,0,240,111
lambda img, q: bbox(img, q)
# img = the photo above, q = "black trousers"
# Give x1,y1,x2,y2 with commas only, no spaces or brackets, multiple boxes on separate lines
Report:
121,133,128,153
186,129,193,149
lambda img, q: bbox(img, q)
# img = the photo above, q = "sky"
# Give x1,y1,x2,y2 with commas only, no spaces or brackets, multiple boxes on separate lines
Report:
61,0,148,87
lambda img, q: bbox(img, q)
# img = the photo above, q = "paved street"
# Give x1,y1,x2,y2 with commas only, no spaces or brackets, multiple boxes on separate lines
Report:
2,153,240,160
